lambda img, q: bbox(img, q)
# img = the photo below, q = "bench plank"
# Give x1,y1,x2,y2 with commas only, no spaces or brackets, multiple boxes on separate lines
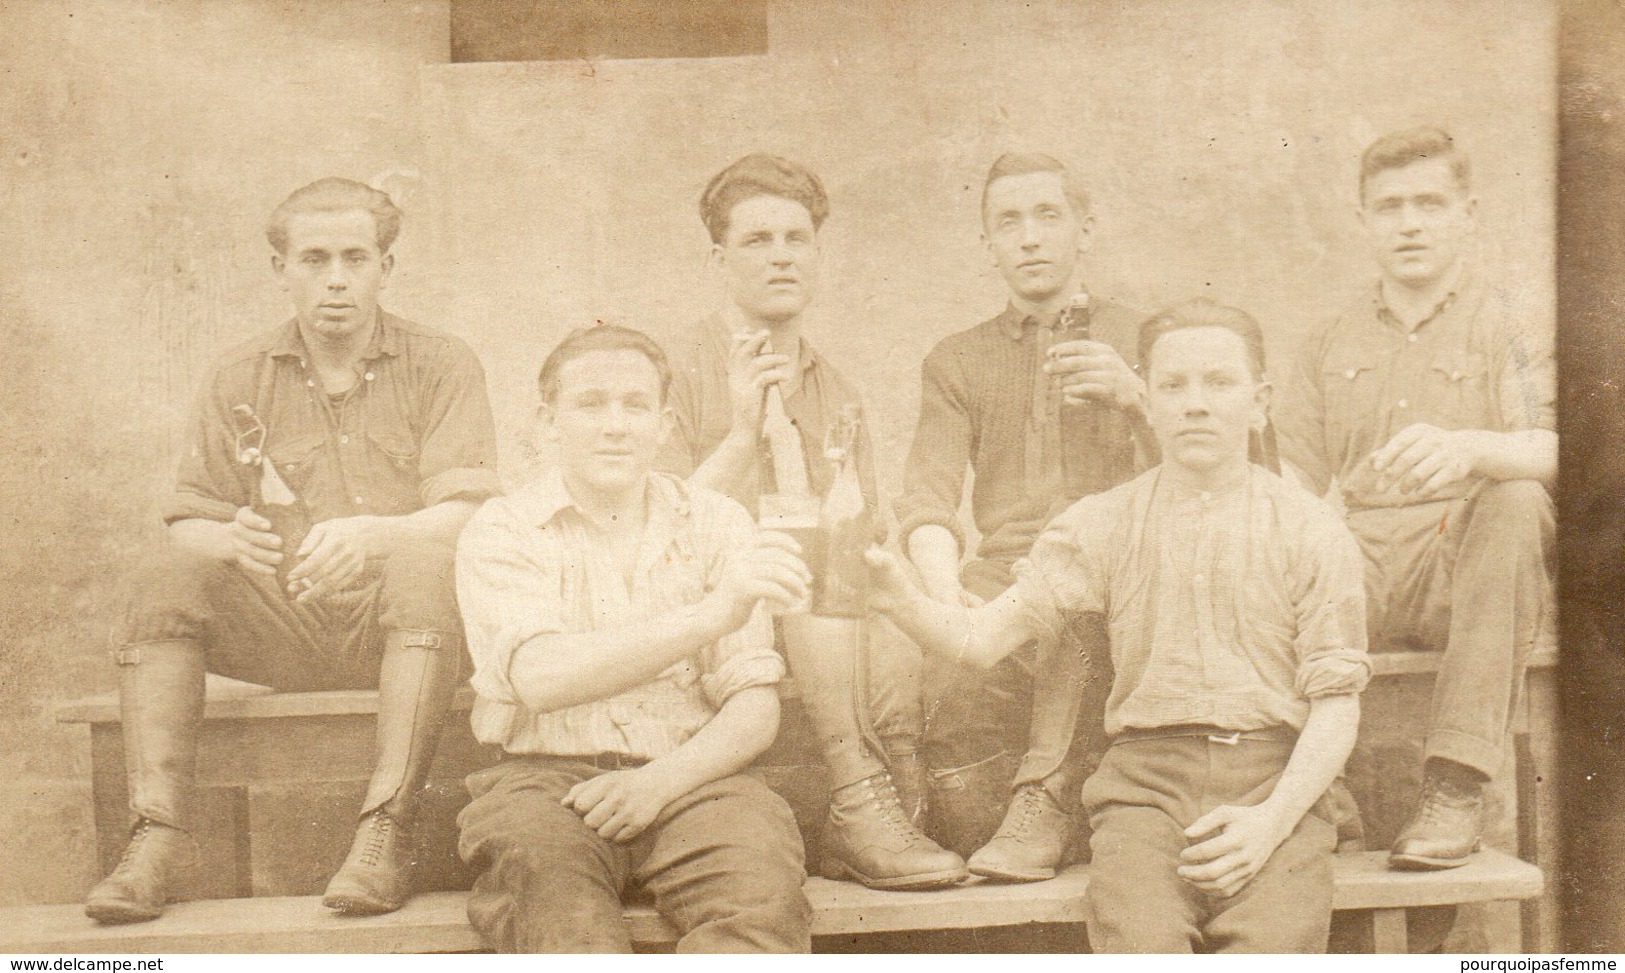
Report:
0,851,1541,954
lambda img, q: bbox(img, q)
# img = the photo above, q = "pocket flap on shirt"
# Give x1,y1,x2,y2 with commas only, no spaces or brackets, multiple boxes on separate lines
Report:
1427,351,1489,384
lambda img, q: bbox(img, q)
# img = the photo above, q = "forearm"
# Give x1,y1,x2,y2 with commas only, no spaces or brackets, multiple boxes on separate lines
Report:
366,499,479,555
508,596,732,713
641,687,780,803
1469,428,1557,486
881,582,1032,670
906,524,963,601
688,427,760,499
1259,693,1360,827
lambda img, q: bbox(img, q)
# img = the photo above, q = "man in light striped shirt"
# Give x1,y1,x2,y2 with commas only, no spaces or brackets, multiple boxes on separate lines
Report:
454,326,812,952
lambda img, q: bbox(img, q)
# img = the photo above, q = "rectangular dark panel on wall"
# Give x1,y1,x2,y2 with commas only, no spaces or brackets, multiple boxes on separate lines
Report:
451,0,769,62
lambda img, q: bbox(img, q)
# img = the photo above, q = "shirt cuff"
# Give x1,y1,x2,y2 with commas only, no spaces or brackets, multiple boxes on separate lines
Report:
701,651,786,709
421,467,503,508
896,508,967,554
161,492,239,526
1295,649,1372,699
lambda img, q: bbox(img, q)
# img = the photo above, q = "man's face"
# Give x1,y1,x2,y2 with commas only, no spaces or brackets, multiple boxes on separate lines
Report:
1145,326,1268,481
713,194,821,326
542,348,671,501
273,209,393,341
983,171,1091,305
1359,157,1475,290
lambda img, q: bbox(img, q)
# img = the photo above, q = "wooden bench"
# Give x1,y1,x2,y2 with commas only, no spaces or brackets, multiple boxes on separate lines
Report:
54,648,1557,950
0,851,1541,954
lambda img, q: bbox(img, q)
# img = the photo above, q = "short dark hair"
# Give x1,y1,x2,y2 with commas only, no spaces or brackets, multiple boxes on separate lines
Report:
1359,126,1471,201
267,177,402,255
1138,298,1268,381
699,154,829,244
981,153,1091,226
537,324,672,406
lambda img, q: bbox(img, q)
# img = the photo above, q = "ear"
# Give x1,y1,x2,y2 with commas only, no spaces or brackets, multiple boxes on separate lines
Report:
379,251,395,290
1251,378,1274,433
534,402,561,446
656,403,676,448
271,253,288,290
1076,212,1097,256
707,241,727,274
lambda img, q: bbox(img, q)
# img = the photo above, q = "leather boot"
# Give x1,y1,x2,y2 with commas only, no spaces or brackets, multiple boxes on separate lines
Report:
967,782,1078,882
885,746,929,826
1389,759,1486,870
926,750,1021,859
85,640,204,924
323,630,462,915
783,615,965,890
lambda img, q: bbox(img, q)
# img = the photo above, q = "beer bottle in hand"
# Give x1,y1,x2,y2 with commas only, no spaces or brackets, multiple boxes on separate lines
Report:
231,405,311,593
814,405,870,617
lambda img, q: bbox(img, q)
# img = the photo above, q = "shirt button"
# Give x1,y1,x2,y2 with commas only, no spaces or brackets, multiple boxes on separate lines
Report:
353,495,364,505
364,371,376,382
1397,399,1409,409
1407,333,1418,343
306,379,315,388
1344,368,1357,380
340,434,350,444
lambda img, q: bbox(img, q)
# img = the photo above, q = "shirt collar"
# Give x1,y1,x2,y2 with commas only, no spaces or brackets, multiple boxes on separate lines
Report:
268,311,401,362
708,314,820,375
512,468,692,534
1373,266,1475,334
994,289,1094,341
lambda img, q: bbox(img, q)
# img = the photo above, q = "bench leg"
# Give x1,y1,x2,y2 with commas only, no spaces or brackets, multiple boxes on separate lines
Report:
1371,908,1409,953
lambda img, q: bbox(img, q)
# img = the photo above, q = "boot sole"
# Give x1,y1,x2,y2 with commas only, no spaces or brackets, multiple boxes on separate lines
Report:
322,892,405,916
1388,840,1481,871
967,862,1058,883
821,859,968,891
84,899,164,925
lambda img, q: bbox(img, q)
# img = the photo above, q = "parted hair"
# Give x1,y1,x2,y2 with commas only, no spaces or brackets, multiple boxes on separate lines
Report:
981,152,1092,225
1359,126,1471,201
266,177,402,255
1138,297,1268,381
536,324,673,405
699,154,829,244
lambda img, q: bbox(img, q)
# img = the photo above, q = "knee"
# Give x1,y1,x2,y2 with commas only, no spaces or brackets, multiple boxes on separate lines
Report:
377,537,460,632
1469,479,1555,551
117,544,233,644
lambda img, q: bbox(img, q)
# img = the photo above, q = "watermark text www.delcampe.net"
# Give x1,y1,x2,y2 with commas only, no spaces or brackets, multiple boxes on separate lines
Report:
12,960,163,971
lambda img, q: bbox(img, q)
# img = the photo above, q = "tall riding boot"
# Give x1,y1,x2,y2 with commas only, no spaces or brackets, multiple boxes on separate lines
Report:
85,640,205,924
783,615,966,890
323,630,463,915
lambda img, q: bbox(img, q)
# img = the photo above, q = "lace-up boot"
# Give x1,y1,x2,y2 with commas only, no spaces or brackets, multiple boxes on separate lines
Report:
819,772,968,890
1389,760,1485,870
84,819,198,924
967,782,1078,882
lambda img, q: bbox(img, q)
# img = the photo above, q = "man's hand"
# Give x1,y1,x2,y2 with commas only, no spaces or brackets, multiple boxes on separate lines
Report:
1177,802,1296,899
173,507,285,576
864,546,925,616
1369,423,1483,499
707,530,811,630
285,515,388,603
726,330,792,438
1045,340,1146,412
563,766,680,844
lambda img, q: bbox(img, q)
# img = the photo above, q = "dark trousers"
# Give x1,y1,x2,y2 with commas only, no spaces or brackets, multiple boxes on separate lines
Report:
115,538,460,691
1082,736,1339,953
457,757,811,953
1350,478,1556,778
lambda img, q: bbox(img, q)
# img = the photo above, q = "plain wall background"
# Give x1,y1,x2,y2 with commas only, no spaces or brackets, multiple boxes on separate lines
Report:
0,0,1553,908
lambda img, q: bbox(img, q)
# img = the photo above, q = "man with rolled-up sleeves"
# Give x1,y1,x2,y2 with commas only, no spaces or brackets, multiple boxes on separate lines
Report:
1273,126,1557,870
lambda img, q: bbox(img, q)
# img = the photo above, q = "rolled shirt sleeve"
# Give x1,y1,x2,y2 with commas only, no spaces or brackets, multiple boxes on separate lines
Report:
164,369,258,525
697,496,785,707
1008,498,1111,646
455,500,567,708
1290,500,1372,699
416,340,503,507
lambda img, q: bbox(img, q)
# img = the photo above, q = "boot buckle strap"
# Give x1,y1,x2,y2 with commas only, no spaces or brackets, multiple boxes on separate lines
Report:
398,632,443,650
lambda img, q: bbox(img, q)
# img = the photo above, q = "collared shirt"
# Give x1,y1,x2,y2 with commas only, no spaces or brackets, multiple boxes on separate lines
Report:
895,297,1145,565
1274,271,1556,510
455,470,785,758
165,312,501,525
654,315,879,519
1009,465,1370,737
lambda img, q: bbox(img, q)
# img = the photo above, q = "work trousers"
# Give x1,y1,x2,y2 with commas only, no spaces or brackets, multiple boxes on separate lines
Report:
114,538,460,691
457,757,811,953
1082,735,1339,953
1349,478,1555,778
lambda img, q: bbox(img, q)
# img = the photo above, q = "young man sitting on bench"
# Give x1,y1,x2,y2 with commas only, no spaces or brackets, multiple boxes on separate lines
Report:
867,299,1371,952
